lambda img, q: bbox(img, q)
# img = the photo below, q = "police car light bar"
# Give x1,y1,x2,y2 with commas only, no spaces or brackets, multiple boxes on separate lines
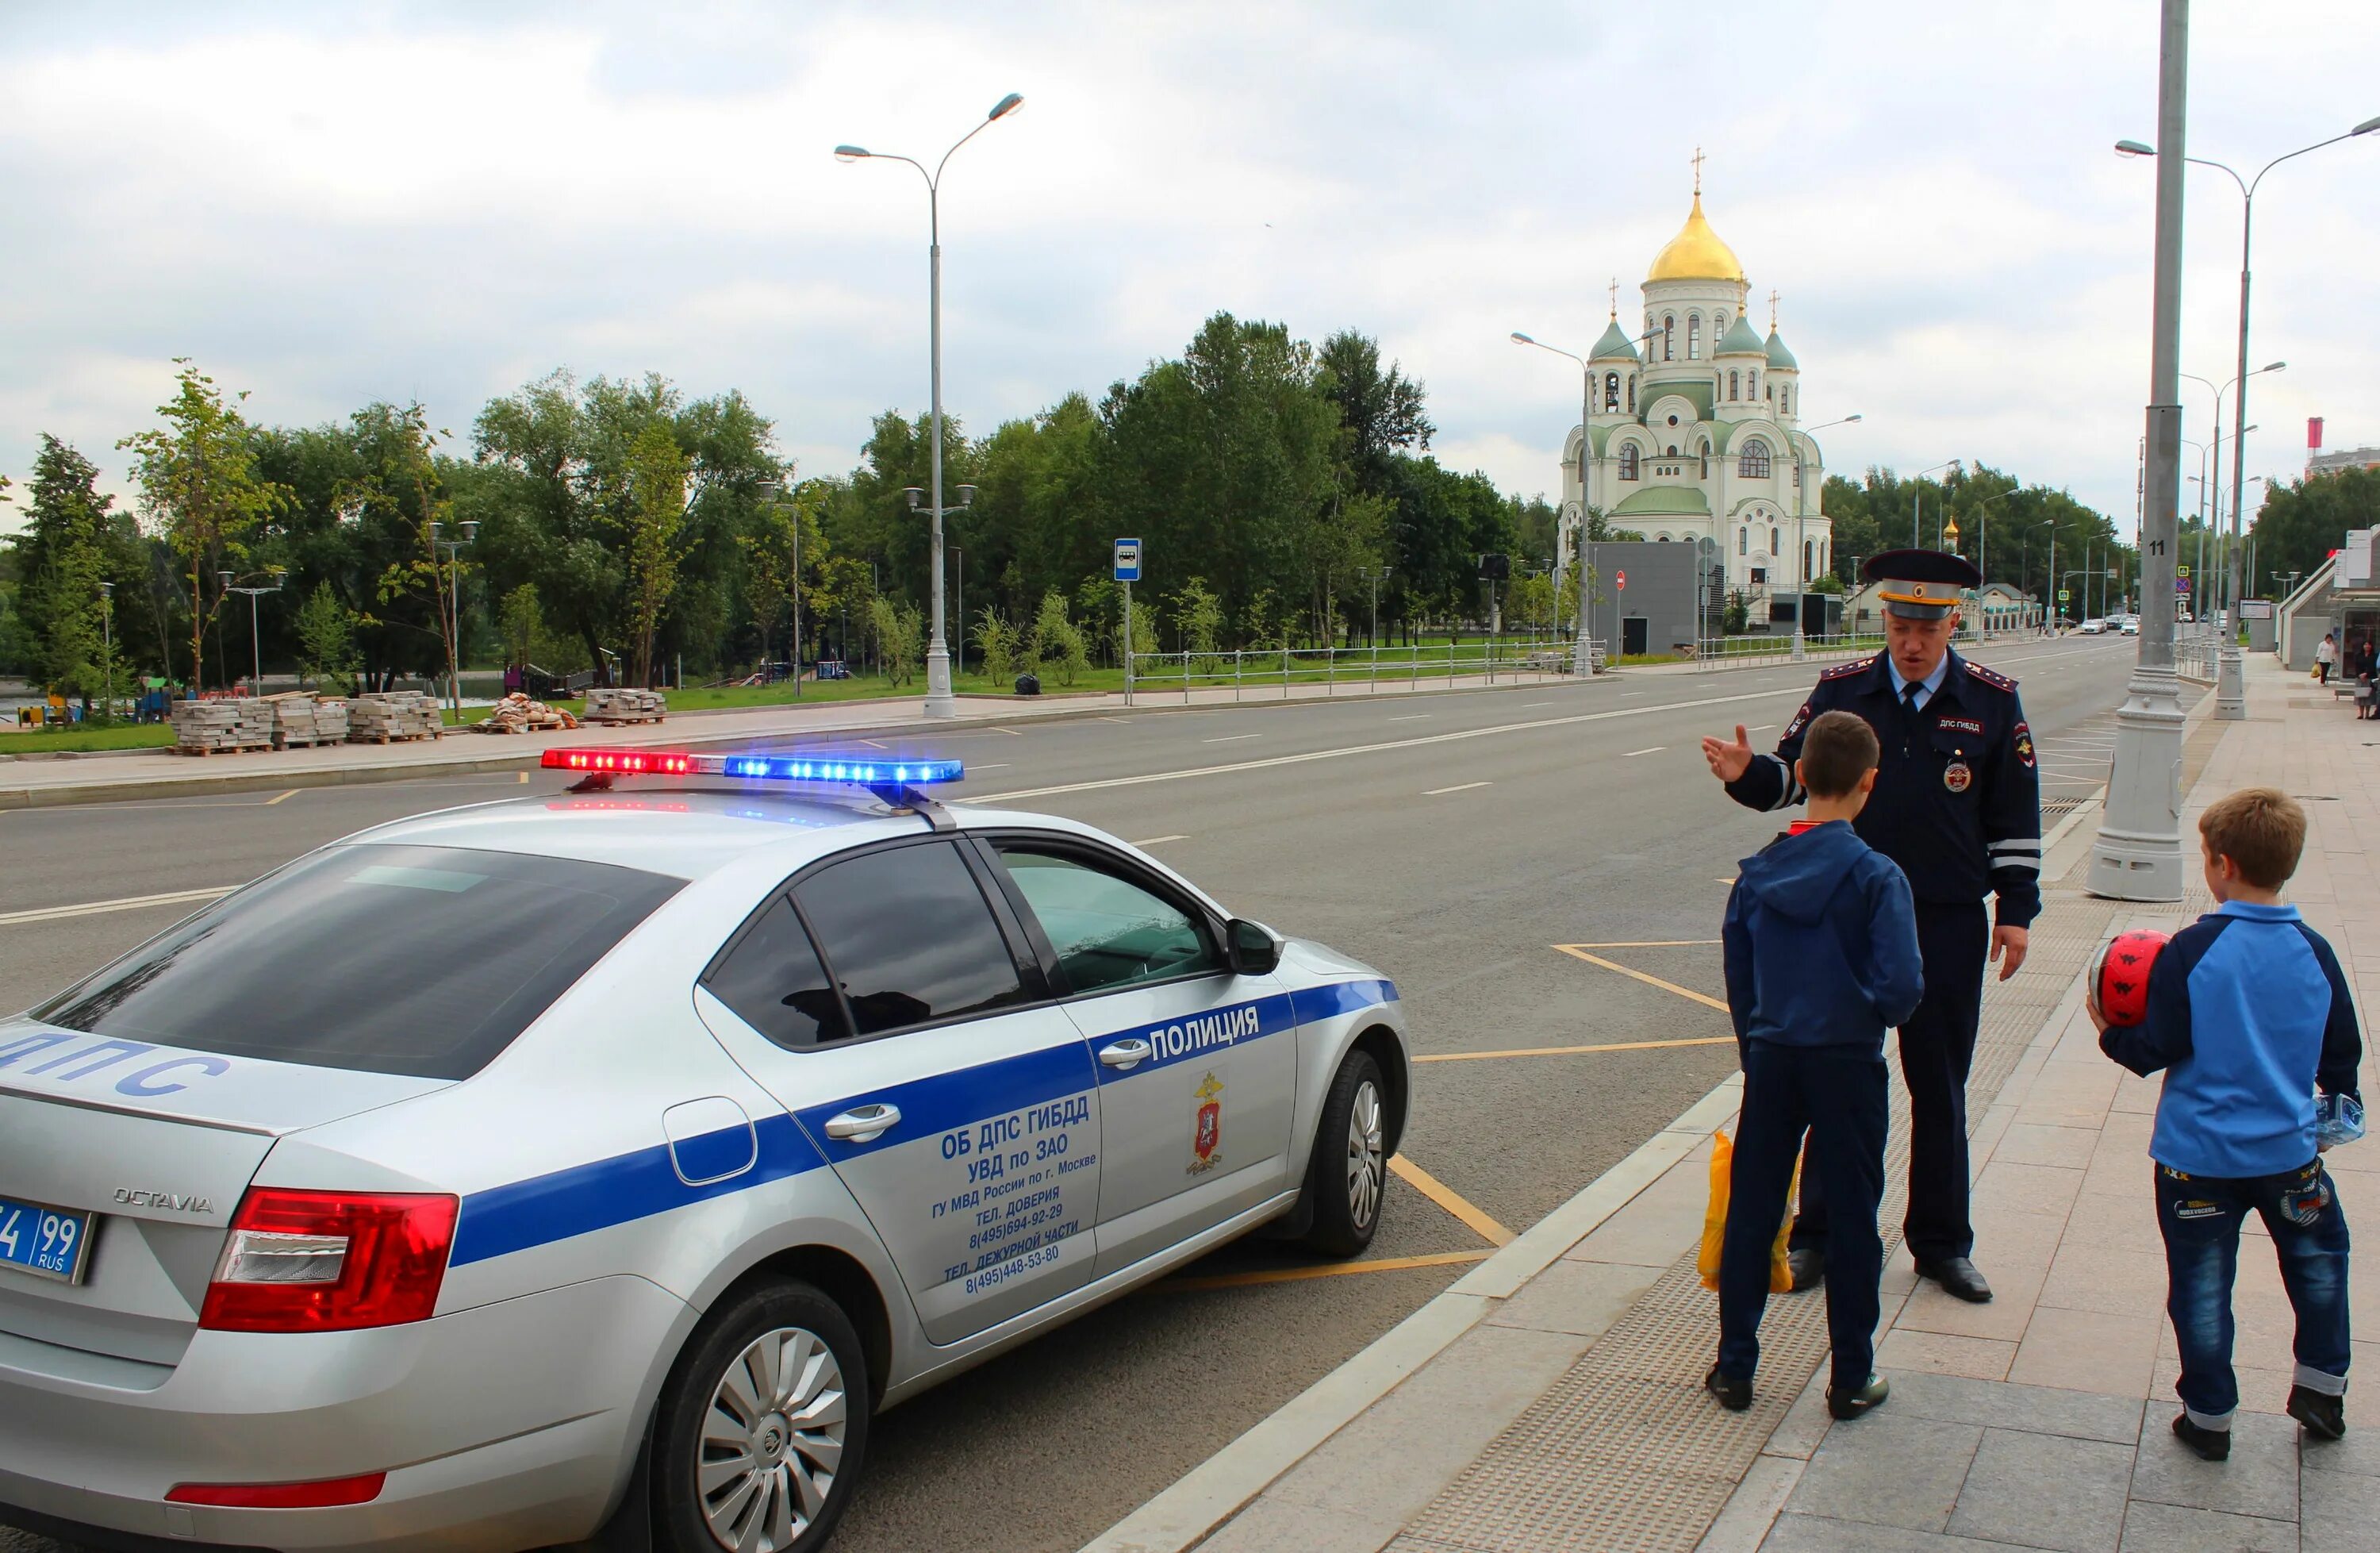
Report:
539,748,965,786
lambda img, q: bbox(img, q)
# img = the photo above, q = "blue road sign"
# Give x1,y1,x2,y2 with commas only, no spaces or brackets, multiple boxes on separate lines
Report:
1114,538,1142,582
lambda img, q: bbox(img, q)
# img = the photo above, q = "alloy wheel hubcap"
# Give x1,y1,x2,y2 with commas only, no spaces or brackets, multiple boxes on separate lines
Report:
1346,1079,1384,1229
698,1325,848,1552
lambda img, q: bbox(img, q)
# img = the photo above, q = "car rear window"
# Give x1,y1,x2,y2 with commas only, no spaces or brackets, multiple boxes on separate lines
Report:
36,844,682,1079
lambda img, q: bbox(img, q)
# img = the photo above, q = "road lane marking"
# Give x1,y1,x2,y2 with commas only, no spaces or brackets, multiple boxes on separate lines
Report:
1388,1156,1513,1245
1161,1249,1491,1292
2,886,235,927
1132,835,1189,846
1203,733,1262,744
1417,1036,1738,1063
1622,746,1665,757
970,763,1012,771
859,739,890,750
1424,782,1491,795
1747,725,1777,733
1388,714,1430,721
1098,716,1130,723
991,727,1024,736
1553,945,1731,1013
1570,940,1724,948
1522,702,1555,707
518,771,531,783
264,789,298,805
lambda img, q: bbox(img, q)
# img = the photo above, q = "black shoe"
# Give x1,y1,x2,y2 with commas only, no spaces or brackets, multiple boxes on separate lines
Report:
1787,1247,1826,1293
2172,1413,2232,1461
1914,1255,1994,1303
1828,1374,1891,1420
2288,1385,2348,1442
1705,1366,1752,1413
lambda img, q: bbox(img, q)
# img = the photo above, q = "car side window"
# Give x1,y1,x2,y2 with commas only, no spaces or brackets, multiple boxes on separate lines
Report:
704,895,850,1050
994,846,1223,995
795,841,1030,1036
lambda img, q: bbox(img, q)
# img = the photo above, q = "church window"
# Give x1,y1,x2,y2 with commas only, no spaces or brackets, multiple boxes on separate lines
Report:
1738,527,1749,555
1804,539,1815,582
1662,315,1675,360
1783,385,1792,415
1728,371,1739,402
1618,444,1640,481
1698,440,1710,479
1772,526,1781,555
1656,533,1671,543
1668,444,1679,456
1626,375,1636,413
1748,370,1757,399
1687,314,1702,359
1603,371,1620,411
1739,438,1773,479
1716,312,1728,336
1792,462,1800,487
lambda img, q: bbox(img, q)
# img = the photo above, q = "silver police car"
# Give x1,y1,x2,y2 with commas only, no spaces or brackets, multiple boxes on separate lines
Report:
0,752,1409,1551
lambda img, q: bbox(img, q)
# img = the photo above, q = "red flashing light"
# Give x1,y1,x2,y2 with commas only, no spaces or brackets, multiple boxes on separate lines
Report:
167,1473,386,1509
200,1188,457,1333
539,749,692,775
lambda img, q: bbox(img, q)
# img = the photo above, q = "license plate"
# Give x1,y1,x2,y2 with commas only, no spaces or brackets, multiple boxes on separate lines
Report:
0,1194,95,1285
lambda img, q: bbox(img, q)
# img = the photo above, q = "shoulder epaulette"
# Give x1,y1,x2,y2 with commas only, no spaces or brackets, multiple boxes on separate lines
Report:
1965,662,2017,693
1819,655,1876,682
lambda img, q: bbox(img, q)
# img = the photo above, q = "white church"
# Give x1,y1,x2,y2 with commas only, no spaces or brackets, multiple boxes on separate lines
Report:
1559,176,1834,601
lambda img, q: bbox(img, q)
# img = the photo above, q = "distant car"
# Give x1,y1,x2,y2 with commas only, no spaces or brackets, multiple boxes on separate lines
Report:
2079,618,2106,635
2121,617,2140,636
0,754,1411,1552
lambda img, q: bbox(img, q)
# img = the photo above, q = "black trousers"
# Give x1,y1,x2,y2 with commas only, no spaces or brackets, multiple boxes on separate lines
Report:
1790,900,1990,1263
1718,1042,1889,1389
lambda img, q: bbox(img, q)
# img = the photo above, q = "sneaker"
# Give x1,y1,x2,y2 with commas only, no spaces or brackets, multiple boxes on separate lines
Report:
1705,1366,1752,1413
2171,1413,2231,1461
2288,1385,2347,1442
1827,1374,1890,1420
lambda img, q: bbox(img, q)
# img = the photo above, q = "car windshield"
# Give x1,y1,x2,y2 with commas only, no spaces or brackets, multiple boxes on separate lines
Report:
36,843,681,1079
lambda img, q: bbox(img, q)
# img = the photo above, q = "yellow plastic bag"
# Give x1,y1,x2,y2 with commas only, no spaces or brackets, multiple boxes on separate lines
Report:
1697,1128,1798,1294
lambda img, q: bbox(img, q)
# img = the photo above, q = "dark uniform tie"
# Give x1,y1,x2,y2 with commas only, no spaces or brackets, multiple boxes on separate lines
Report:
1902,679,1924,715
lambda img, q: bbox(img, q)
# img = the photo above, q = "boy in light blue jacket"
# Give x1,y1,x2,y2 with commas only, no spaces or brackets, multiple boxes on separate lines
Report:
2098,786,2362,1459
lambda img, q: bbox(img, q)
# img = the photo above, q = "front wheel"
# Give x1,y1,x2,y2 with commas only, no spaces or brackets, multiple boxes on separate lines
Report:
1299,1050,1388,1257
651,1279,869,1553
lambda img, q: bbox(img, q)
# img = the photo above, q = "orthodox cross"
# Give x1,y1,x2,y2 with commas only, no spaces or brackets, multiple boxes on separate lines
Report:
1768,289,1780,330
1608,278,1619,318
1691,146,1705,195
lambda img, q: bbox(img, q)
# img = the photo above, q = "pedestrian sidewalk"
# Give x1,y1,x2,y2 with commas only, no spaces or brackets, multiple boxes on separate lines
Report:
1089,653,2378,1553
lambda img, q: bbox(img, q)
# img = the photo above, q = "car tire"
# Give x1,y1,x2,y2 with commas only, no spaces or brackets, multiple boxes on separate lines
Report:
1299,1049,1388,1257
651,1279,870,1553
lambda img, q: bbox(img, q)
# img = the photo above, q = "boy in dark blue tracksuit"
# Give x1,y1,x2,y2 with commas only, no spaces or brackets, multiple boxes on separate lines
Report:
2097,786,2362,1459
1710,711,1925,1418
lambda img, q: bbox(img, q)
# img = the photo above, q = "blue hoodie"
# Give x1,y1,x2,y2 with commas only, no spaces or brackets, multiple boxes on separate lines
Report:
1723,820,1925,1052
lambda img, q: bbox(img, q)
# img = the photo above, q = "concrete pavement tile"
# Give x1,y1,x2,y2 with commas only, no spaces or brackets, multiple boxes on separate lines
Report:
1894,1278,2043,1343
1970,1161,2086,1217
2109,1072,2164,1115
2300,1463,2380,1552
1196,1497,1398,1553
2113,1502,2298,1553
1782,1415,1981,1533
1876,1329,2017,1382
2062,1190,2167,1255
1761,1367,1838,1463
1990,1123,2101,1170
2009,1306,2159,1397
2015,1066,2120,1129
2127,1408,2300,1522
1871,1369,2144,1443
1944,1428,2132,1551
1560,1160,1709,1268
2151,1355,2297,1417
1696,1455,1804,1553
2037,1239,2173,1318
1757,1513,2040,1551
2305,1424,2380,1482
1482,1257,1663,1338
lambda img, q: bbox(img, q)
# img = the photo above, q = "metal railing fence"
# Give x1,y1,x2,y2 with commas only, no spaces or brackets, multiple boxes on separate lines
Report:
1122,640,1569,703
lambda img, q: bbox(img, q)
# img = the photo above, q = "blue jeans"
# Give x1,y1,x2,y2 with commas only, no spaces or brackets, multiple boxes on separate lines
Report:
2155,1158,2352,1428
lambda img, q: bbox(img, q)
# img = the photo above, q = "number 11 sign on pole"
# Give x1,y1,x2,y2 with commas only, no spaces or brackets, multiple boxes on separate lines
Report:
1115,539,1142,705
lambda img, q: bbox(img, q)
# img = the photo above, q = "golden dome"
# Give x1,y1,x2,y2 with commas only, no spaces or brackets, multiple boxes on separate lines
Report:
1646,194,1745,283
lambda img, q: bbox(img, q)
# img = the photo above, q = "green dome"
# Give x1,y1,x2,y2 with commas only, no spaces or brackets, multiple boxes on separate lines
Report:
1765,330,1799,370
1590,318,1640,361
1716,314,1766,356
1612,486,1711,517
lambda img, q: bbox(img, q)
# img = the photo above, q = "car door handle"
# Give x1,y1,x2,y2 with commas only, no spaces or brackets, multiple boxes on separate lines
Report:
823,1104,901,1143
1098,1039,1153,1071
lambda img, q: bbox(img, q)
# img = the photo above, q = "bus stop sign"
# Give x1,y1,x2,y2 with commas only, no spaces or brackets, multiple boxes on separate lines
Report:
1113,538,1142,582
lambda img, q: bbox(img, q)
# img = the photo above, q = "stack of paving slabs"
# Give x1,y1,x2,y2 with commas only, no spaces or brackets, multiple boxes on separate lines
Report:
170,698,274,755
270,694,346,748
583,688,667,725
347,691,443,743
472,693,580,734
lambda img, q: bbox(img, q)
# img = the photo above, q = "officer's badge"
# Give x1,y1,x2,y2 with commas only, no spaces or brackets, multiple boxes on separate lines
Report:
1188,1072,1224,1174
2013,721,2036,769
1944,760,1973,794
1783,702,1813,740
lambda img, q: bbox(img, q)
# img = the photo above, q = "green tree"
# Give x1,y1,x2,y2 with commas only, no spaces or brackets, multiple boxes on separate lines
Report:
2251,467,2380,590
1171,575,1224,655
1028,590,1089,686
9,437,136,701
356,406,468,700
624,422,690,687
974,605,1020,684
293,581,361,688
497,582,543,669
120,361,286,688
869,595,922,686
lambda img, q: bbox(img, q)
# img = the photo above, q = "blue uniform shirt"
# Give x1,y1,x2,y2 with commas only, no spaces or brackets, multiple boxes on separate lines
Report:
1724,648,2043,927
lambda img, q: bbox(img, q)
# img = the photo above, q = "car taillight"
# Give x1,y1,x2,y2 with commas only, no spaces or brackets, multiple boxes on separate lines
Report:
167,1473,386,1509
200,1188,457,1332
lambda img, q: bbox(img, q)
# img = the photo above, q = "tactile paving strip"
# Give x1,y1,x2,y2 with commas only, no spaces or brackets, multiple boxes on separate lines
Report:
1399,862,2120,1551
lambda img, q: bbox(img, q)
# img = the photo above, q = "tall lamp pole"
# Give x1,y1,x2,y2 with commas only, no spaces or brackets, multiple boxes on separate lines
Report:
1511,327,1658,675
98,580,114,720
2119,113,2378,717
1790,414,1862,659
217,568,286,700
838,91,1025,719
427,521,477,713
1909,459,1962,547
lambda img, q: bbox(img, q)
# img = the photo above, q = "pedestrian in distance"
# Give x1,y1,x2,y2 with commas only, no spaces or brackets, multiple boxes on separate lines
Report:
1707,710,1924,1420
2094,788,2362,1459
2317,630,2337,686
1701,550,2040,1305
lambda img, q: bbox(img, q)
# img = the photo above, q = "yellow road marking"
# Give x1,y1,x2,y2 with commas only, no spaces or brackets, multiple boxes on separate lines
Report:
1418,1036,1737,1063
263,789,298,805
1553,945,1730,1013
519,771,531,783
1161,1249,1491,1292
1566,940,1722,949
1388,1155,1513,1245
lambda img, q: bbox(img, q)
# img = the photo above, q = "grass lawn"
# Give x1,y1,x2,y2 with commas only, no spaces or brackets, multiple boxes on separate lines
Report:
0,723,175,755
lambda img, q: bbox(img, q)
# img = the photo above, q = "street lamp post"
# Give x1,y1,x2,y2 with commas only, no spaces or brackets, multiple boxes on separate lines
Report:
98,580,114,720
427,521,477,713
1908,459,1963,548
838,92,1024,719
2119,112,2378,717
217,568,286,699
1788,414,1863,660
1511,327,1658,675
758,479,805,700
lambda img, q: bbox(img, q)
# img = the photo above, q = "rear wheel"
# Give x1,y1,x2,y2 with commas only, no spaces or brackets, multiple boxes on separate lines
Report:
1299,1050,1388,1256
652,1279,869,1553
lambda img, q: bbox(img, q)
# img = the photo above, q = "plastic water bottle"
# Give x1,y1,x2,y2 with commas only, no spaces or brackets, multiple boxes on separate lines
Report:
2316,1093,2366,1149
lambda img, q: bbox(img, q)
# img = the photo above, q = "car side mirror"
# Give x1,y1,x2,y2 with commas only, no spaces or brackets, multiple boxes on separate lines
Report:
1226,918,1284,977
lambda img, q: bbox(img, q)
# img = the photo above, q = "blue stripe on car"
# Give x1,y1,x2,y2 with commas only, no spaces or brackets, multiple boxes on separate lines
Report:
447,978,1398,1264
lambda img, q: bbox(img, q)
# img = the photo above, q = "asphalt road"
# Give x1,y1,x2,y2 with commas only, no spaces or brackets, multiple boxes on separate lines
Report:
0,636,2141,1553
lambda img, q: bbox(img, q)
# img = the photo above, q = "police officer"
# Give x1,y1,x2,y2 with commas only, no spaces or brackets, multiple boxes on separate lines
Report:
1699,550,2040,1304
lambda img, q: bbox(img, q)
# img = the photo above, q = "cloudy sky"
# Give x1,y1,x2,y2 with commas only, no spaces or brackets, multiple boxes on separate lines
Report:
3,1,2376,540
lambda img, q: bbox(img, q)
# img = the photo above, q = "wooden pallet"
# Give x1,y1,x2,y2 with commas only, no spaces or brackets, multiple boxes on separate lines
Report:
347,729,440,745
585,712,666,726
169,740,273,757
274,734,342,749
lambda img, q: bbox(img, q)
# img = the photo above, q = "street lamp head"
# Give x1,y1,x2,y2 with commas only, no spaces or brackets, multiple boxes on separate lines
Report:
98,581,113,598
217,570,232,590
2114,139,2155,157
2259,360,2286,374
1509,331,1535,345
1844,413,1864,423
956,484,977,506
902,486,925,511
988,93,1023,121
2355,115,2380,136
460,521,479,544
834,144,869,163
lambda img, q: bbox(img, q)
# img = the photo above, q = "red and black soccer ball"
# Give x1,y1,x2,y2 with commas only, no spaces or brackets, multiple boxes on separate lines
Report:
2091,930,2170,1028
